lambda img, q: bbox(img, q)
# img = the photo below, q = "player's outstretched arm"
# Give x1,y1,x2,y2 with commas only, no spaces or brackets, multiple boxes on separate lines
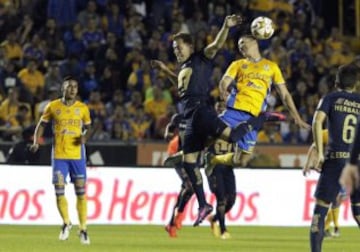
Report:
275,84,310,129
204,14,242,59
150,60,177,86
29,121,46,152
312,110,326,170
303,143,317,176
219,76,234,101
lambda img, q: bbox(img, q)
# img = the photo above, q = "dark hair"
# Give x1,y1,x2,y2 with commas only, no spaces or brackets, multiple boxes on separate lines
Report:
63,76,77,82
336,64,358,89
172,33,193,46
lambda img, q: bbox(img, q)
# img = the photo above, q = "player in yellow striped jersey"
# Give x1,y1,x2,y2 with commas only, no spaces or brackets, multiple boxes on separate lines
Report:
30,77,92,245
205,35,309,176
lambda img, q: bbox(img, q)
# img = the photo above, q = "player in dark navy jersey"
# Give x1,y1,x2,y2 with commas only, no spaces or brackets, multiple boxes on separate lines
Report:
310,64,360,252
151,15,284,227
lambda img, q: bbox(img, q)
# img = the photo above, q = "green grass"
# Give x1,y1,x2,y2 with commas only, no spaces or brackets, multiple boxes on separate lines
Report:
0,225,359,252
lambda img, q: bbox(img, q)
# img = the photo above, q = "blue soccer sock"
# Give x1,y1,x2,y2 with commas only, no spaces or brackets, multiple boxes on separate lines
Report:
310,204,329,252
183,162,206,208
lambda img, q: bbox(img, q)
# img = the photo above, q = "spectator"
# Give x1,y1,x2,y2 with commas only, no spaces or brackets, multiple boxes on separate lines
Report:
257,123,283,144
44,62,62,94
0,88,31,140
77,0,100,28
87,90,106,120
82,17,106,60
144,85,169,121
17,59,44,102
6,126,41,164
129,106,152,140
0,31,23,61
79,61,99,100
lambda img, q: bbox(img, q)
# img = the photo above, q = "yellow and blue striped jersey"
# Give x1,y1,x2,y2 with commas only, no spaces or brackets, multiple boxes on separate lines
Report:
225,58,285,116
41,99,91,159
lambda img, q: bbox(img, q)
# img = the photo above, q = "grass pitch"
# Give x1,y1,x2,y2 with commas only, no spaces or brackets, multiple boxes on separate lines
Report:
0,225,359,252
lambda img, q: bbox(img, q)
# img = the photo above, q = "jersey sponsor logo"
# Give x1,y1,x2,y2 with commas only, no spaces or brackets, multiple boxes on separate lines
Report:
246,81,263,90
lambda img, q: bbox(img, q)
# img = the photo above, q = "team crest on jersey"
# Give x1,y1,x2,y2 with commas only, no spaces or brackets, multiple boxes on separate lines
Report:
74,108,80,115
242,64,248,69
55,109,61,115
263,64,270,71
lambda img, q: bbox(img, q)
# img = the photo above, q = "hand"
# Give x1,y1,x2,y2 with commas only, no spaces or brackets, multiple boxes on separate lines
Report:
295,118,311,130
224,14,243,28
314,154,324,172
302,164,312,177
73,136,86,145
29,143,39,153
340,163,360,194
150,60,167,71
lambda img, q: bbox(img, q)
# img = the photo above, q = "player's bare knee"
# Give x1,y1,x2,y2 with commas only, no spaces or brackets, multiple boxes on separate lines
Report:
53,172,65,196
74,178,86,196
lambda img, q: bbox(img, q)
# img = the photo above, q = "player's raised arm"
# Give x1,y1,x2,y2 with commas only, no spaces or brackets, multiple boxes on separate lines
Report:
204,14,242,59
312,110,326,170
150,60,177,86
274,84,310,129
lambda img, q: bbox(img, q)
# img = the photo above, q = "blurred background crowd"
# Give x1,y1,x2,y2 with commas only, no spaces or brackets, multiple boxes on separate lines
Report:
0,0,359,144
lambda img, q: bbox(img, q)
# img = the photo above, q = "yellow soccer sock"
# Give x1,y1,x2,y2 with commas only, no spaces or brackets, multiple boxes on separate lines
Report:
324,209,333,230
332,207,340,228
56,195,70,225
77,195,87,230
212,153,234,166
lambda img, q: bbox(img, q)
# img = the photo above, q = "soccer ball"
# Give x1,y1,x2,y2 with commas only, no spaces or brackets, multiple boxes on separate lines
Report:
250,16,275,40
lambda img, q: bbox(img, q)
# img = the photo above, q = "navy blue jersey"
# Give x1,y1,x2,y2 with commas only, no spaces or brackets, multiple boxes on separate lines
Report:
317,91,360,159
178,50,212,117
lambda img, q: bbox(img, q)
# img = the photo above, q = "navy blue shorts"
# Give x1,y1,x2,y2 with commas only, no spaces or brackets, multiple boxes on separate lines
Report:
183,106,226,154
315,159,345,203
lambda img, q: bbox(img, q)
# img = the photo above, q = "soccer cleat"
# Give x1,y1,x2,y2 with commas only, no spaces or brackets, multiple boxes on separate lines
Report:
333,227,340,237
59,223,72,241
165,225,177,238
164,151,183,167
193,204,213,227
207,215,220,237
220,231,231,240
79,230,90,245
323,229,333,238
204,152,215,177
174,212,185,230
260,111,286,122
